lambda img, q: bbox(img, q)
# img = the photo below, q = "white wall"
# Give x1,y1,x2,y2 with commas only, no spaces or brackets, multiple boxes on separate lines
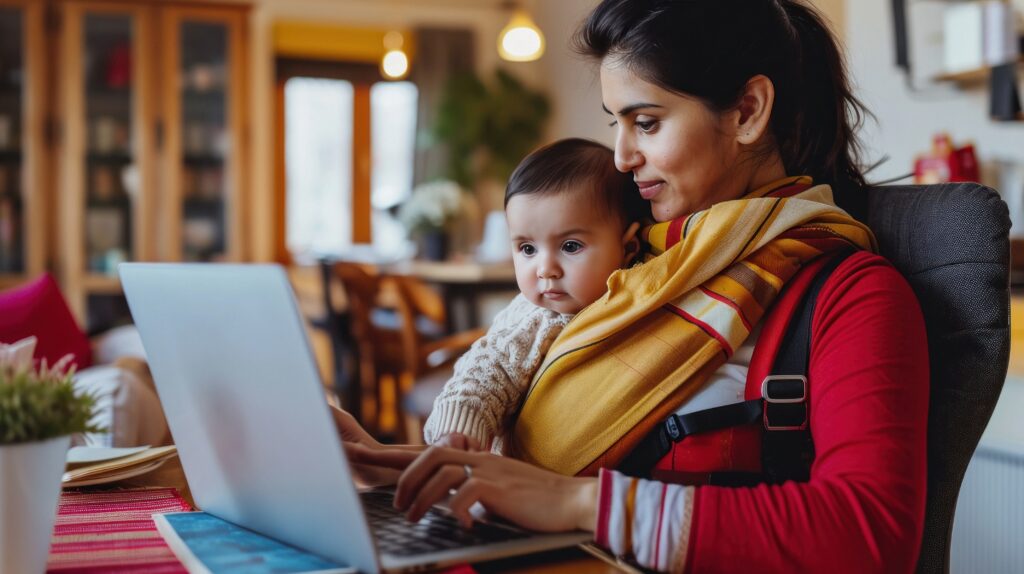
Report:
845,1,1024,185
533,0,609,146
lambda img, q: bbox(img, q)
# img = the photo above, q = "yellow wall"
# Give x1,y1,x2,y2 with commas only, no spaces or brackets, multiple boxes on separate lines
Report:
273,21,414,63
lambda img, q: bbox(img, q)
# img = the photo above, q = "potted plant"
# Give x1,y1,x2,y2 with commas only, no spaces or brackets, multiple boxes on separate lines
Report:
397,180,468,261
0,338,100,574
434,69,550,206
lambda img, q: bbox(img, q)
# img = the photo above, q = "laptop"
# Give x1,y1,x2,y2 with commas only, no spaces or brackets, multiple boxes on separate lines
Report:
118,263,589,574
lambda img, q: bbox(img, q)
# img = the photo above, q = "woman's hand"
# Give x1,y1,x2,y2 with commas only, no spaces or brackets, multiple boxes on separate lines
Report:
330,406,382,450
330,406,421,487
432,432,484,452
348,443,599,533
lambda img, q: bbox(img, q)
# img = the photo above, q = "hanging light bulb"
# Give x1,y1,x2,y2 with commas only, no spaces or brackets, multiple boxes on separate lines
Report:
381,31,409,80
498,7,545,62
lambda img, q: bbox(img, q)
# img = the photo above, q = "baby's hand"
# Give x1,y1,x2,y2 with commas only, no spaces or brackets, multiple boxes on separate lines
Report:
434,432,483,452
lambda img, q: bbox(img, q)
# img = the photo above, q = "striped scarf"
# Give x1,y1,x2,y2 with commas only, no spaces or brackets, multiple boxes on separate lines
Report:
509,177,877,476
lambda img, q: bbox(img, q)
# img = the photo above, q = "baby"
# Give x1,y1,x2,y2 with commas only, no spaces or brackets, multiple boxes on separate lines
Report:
423,138,649,452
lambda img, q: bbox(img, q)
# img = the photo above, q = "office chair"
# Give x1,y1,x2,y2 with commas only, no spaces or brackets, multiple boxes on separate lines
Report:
865,182,1010,574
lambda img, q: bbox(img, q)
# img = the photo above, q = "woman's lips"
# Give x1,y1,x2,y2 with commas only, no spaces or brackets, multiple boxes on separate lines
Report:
635,180,664,200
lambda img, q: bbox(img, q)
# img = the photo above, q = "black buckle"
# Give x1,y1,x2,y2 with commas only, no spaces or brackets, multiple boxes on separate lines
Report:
655,414,683,452
761,375,808,431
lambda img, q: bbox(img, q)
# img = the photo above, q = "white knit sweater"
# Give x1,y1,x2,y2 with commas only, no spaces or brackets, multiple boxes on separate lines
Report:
422,294,572,452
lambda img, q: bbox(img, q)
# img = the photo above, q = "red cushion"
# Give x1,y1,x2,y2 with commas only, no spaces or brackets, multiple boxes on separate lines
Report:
0,273,92,369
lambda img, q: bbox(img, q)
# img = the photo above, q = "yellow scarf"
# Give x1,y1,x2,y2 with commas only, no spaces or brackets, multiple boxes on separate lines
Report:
509,177,877,476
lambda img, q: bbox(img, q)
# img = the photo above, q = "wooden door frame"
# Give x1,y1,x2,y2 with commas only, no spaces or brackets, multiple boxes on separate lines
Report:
273,59,379,265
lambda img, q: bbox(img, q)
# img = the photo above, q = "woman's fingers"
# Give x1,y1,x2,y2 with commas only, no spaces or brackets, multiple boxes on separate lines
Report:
394,446,476,509
330,406,379,447
447,478,488,529
404,464,469,522
345,443,420,469
435,432,482,451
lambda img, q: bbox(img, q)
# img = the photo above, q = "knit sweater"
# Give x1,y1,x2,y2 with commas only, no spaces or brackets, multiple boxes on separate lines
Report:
423,294,572,452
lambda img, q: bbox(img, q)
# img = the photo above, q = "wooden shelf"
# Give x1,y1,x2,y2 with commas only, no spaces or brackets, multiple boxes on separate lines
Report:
183,153,224,166
86,151,133,164
933,57,1024,86
81,273,122,294
0,273,30,290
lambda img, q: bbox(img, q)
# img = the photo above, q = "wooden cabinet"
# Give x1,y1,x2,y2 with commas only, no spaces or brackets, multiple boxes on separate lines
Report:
0,0,46,290
47,1,249,325
160,5,248,265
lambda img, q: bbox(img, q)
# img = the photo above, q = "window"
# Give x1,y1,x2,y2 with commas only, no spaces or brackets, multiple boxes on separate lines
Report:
283,76,418,260
284,77,353,257
371,81,417,210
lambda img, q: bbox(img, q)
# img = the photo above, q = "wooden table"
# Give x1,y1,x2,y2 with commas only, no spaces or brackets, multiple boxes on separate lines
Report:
323,257,519,334
127,457,623,573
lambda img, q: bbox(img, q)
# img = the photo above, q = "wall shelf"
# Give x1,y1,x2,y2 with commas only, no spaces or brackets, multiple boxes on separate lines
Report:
933,57,1024,86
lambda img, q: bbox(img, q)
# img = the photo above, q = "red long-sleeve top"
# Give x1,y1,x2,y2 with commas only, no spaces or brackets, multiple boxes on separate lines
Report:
598,252,929,573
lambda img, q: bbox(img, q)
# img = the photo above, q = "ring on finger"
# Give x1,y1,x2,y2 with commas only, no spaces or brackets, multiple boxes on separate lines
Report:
463,464,473,480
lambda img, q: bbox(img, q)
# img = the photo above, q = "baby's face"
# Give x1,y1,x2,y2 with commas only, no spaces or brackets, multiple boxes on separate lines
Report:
506,190,632,314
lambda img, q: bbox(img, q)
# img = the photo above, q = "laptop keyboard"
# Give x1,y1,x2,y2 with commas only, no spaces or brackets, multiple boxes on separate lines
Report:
360,490,532,557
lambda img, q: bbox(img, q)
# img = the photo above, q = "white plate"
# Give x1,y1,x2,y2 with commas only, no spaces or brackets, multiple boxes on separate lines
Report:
62,457,171,488
67,445,150,465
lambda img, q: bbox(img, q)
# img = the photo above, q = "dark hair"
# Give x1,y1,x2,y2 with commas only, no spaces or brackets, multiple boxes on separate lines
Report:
505,138,649,225
573,0,871,218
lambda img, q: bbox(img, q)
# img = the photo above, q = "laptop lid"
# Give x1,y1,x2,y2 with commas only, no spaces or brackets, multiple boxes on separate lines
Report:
120,263,380,573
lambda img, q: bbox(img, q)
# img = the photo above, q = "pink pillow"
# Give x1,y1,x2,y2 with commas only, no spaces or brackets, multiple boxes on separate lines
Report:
0,273,92,369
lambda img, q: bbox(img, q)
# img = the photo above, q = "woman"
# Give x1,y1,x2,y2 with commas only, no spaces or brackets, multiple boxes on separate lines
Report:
339,1,928,572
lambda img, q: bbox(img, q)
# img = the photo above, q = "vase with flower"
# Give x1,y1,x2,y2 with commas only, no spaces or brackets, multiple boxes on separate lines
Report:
397,180,467,261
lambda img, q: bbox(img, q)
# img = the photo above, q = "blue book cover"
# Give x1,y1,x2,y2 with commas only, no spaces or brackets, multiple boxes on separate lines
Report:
154,511,355,574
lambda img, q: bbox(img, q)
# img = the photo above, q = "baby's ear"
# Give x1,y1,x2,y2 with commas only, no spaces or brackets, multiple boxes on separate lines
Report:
621,221,641,266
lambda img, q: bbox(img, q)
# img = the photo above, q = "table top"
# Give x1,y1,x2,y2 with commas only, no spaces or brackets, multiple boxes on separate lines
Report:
385,259,516,285
123,457,622,573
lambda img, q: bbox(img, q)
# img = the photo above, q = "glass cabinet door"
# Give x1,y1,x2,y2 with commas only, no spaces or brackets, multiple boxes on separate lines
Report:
60,2,154,323
0,0,44,289
164,8,244,262
83,12,136,274
0,6,25,276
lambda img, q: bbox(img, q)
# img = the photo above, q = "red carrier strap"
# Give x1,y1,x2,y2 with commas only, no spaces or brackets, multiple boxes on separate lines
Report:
616,250,854,483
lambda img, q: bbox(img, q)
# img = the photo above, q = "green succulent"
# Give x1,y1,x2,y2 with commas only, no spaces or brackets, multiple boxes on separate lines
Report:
0,361,103,444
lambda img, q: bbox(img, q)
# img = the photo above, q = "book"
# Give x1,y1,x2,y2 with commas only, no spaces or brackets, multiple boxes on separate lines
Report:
63,445,179,487
154,511,355,574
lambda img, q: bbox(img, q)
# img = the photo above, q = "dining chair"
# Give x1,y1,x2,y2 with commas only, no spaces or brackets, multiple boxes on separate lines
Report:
329,261,484,441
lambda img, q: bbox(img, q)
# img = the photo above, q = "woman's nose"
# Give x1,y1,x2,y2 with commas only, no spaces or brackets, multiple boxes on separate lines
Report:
614,131,642,173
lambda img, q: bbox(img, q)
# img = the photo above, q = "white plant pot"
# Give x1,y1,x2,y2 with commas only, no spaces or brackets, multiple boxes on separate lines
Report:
0,435,70,574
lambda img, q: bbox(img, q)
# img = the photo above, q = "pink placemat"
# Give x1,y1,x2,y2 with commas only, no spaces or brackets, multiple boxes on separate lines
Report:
47,487,191,573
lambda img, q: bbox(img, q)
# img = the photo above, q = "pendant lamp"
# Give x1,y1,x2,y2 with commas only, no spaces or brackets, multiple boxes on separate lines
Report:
498,3,544,62
381,31,409,80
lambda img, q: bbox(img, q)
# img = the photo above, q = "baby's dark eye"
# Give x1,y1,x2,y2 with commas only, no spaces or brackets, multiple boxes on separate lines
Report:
562,240,583,254
519,243,536,256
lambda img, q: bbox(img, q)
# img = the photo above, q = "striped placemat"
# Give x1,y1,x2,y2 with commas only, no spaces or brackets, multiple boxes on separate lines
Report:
47,487,191,573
